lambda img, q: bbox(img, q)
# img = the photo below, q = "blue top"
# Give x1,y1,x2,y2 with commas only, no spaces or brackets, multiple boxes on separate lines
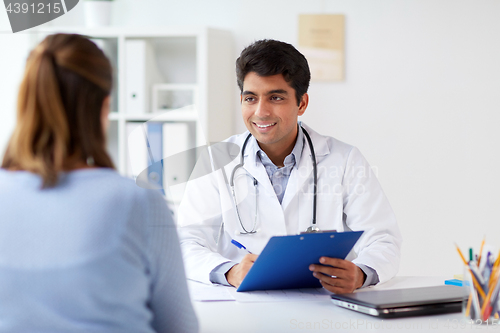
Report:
256,125,304,204
0,168,198,333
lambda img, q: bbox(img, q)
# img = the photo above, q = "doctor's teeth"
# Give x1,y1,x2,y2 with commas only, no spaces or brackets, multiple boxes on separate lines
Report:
256,123,276,128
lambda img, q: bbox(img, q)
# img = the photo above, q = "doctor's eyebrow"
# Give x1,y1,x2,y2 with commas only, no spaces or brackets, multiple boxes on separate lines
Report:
267,89,288,95
241,89,288,96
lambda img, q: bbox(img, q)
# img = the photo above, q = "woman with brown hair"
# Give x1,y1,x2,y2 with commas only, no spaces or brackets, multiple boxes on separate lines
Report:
0,34,198,333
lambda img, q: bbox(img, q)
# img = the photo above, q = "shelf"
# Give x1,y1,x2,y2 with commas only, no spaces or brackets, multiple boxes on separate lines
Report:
126,111,198,122
109,109,198,122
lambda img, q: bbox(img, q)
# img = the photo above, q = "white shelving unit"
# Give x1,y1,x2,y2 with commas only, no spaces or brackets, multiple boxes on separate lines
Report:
34,27,234,204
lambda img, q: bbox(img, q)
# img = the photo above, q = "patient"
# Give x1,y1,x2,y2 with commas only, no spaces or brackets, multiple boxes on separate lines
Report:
0,34,198,333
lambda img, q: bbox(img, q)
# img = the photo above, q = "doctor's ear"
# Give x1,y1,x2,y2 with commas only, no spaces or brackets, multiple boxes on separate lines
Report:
298,93,309,116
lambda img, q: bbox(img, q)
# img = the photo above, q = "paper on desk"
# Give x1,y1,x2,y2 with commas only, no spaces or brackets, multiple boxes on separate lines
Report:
187,279,235,302
228,288,331,302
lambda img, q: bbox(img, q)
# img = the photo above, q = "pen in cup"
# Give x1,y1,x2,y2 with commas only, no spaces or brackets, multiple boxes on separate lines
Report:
231,239,252,254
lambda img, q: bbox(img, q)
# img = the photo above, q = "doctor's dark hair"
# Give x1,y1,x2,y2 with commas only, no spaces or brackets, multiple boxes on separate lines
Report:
236,39,311,106
2,33,114,187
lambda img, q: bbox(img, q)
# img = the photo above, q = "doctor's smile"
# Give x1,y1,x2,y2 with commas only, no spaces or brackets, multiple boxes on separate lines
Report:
253,122,277,132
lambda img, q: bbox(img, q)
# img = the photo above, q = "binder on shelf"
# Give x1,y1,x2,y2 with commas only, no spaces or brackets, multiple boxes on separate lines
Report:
146,122,163,193
125,40,164,114
126,122,149,179
126,120,196,201
162,122,196,203
126,122,165,193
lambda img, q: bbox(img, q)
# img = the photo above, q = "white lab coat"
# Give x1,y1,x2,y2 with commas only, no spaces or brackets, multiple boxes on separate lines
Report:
177,123,402,285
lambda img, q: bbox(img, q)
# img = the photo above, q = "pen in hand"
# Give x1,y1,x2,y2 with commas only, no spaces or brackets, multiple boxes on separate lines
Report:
231,239,252,254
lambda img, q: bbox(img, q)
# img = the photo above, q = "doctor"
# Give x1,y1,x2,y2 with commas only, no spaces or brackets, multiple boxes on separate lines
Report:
178,39,402,293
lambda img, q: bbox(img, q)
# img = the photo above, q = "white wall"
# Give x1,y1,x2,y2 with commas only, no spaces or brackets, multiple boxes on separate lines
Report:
2,0,500,278
0,9,30,157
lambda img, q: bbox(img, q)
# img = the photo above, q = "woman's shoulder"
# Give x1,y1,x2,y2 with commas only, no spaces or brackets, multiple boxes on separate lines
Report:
64,168,143,193
0,167,169,219
65,168,167,209
0,167,136,192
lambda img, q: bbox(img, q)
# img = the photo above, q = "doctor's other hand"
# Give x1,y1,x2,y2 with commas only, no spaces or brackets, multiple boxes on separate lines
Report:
309,257,366,294
225,254,258,287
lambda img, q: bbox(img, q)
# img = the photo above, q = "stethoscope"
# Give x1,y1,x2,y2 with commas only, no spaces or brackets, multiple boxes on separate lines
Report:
229,124,319,234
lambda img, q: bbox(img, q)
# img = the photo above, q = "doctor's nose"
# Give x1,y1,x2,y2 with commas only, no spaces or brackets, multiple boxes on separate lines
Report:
254,100,271,118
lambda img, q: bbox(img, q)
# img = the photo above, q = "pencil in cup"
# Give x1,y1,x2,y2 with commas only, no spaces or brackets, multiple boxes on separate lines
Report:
456,245,485,298
457,244,500,322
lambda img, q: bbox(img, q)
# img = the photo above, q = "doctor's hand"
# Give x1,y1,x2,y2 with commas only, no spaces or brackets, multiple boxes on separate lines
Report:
225,254,258,287
309,257,366,294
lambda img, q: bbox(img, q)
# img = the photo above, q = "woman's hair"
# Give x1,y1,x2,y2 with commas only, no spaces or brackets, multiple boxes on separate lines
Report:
2,33,114,187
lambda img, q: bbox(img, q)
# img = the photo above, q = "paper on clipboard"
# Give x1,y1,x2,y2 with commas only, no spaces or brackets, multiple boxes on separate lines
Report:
237,231,363,292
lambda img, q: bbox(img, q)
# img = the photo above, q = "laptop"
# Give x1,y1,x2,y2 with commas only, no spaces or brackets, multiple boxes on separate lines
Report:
330,285,468,318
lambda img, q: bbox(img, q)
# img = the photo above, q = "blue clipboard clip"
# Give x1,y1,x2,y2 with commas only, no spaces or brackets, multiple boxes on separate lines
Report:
299,229,337,234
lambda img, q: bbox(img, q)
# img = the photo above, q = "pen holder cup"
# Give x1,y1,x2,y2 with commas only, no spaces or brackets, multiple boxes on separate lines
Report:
462,266,500,325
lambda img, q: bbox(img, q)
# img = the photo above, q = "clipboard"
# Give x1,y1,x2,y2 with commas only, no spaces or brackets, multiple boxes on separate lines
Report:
237,231,363,292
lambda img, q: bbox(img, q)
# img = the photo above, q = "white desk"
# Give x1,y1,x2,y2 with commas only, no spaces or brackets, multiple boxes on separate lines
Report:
192,277,493,332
